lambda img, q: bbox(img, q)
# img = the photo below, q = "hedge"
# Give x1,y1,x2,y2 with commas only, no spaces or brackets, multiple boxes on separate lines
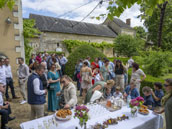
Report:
65,45,106,77
40,51,65,55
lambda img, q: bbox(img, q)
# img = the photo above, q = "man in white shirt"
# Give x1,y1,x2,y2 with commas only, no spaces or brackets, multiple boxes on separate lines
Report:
4,58,19,101
0,83,15,129
0,58,6,86
60,54,68,75
27,65,47,120
18,57,30,104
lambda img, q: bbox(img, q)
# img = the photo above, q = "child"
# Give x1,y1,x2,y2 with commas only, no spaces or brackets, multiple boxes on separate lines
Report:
104,88,112,100
142,86,154,109
151,82,164,107
113,86,123,99
124,80,139,99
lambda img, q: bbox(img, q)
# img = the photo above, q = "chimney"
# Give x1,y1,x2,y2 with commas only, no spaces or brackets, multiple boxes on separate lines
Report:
126,18,131,26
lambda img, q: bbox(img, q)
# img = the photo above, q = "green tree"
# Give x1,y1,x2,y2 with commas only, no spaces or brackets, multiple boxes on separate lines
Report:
142,2,172,50
114,35,144,57
23,19,41,64
133,26,147,39
0,0,15,10
106,0,169,18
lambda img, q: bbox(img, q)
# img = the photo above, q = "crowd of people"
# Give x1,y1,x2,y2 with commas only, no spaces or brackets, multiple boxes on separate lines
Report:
0,52,172,129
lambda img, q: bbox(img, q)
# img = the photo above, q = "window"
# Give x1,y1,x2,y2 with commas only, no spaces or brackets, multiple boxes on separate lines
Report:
57,43,60,47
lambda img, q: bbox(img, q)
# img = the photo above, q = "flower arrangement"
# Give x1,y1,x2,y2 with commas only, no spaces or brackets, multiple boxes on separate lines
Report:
74,105,89,128
130,97,144,108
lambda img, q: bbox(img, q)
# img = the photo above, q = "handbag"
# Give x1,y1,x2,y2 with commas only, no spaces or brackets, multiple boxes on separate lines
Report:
48,85,56,90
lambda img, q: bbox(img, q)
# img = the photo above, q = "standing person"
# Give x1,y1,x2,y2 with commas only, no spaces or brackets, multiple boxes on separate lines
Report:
60,54,68,75
58,75,77,108
154,78,172,129
80,62,92,100
100,59,113,82
47,64,61,112
98,57,103,68
114,60,126,90
4,58,19,100
36,53,42,64
29,54,35,73
52,58,61,76
128,57,134,68
131,62,146,93
0,83,15,129
27,65,47,120
18,57,30,104
84,56,91,67
0,58,6,87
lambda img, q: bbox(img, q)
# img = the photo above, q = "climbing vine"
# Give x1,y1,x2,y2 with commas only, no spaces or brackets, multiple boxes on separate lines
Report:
23,19,41,64
63,40,114,53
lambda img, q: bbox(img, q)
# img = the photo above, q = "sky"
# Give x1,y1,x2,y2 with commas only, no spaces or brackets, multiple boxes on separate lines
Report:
22,0,144,27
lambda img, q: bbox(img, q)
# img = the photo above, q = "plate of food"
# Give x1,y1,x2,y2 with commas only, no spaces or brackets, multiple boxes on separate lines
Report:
138,105,149,115
55,109,72,121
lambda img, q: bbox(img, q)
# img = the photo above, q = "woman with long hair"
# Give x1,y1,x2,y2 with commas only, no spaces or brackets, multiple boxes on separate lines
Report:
80,61,92,99
131,62,146,93
47,63,61,111
114,60,126,90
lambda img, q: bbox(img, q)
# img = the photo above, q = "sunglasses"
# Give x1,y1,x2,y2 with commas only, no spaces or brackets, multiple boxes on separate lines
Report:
164,84,170,87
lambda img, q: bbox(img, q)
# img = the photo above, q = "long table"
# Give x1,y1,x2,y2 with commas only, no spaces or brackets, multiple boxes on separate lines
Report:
20,106,163,129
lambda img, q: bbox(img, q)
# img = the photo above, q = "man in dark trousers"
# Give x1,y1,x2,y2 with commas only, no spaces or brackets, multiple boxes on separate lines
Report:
0,83,15,129
27,65,47,120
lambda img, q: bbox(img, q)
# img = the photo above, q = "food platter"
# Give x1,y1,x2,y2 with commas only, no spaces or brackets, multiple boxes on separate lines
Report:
99,101,121,112
138,105,149,115
55,109,72,121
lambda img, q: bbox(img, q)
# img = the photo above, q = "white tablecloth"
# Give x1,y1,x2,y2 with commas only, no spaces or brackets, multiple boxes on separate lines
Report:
20,106,163,129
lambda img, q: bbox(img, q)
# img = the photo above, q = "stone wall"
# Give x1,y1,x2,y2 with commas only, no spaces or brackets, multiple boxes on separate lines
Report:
0,0,24,84
30,32,115,57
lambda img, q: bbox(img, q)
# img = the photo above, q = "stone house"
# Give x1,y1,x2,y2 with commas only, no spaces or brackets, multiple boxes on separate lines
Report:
0,0,25,81
29,14,135,57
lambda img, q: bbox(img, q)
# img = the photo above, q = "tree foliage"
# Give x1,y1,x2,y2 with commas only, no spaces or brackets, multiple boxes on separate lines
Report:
133,26,147,39
106,0,169,19
0,0,15,10
114,34,144,57
65,45,106,77
141,2,172,50
23,19,41,64
138,50,172,77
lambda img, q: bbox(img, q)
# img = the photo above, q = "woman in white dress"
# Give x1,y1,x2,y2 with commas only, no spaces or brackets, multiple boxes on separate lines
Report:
131,62,146,93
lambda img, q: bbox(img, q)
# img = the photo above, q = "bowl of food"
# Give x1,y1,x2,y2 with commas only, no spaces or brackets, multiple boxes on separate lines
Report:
138,105,149,115
55,109,72,121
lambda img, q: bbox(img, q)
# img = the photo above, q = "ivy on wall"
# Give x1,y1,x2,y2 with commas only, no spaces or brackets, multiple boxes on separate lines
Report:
63,40,114,53
23,19,41,64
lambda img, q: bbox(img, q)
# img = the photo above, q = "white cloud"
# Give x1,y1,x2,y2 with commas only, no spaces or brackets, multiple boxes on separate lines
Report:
22,0,144,27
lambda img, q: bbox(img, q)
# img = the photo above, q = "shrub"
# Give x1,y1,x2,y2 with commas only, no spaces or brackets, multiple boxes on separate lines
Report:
114,34,145,57
63,40,113,53
108,57,129,64
40,51,64,55
65,45,106,77
140,50,172,77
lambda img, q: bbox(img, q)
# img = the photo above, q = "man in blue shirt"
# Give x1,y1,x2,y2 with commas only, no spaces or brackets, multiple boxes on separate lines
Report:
124,81,139,99
142,86,154,109
151,82,164,107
